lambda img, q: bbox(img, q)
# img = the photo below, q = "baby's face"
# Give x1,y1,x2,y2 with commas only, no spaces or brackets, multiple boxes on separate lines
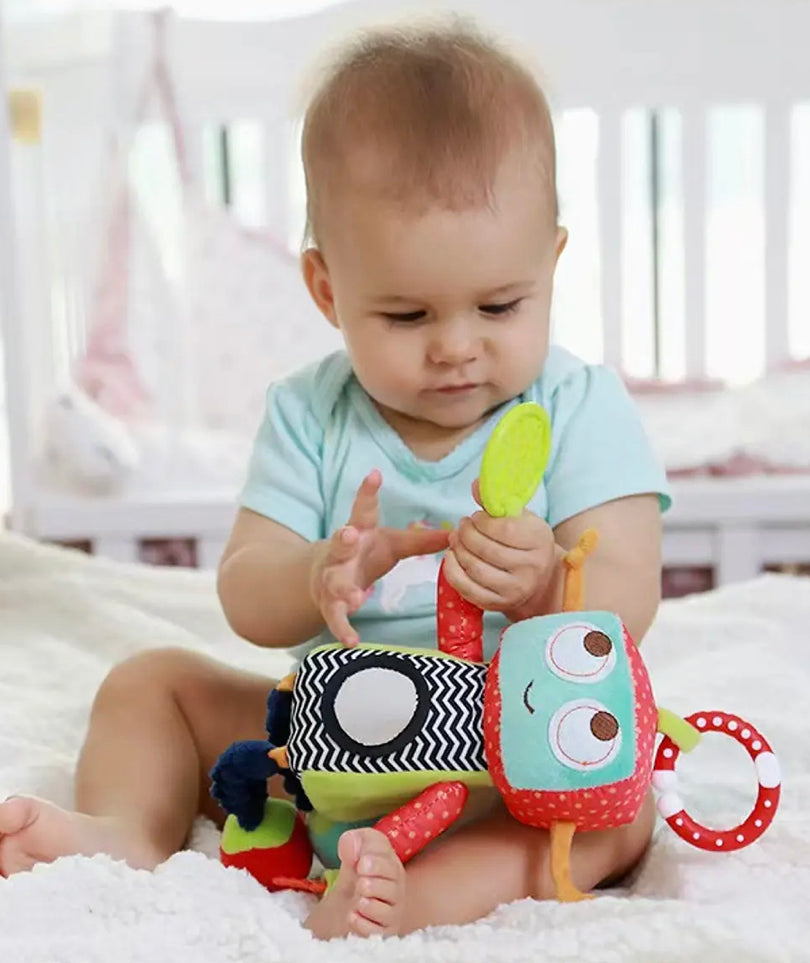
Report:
304,156,565,437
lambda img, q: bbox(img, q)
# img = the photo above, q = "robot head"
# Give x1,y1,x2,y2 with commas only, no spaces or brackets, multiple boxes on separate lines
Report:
483,609,657,828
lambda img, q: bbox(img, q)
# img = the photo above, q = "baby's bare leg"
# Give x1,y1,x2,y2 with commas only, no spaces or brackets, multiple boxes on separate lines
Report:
399,794,655,933
0,648,274,876
76,647,275,851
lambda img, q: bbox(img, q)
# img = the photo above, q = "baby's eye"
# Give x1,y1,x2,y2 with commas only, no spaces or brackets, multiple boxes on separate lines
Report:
381,310,427,324
479,298,522,316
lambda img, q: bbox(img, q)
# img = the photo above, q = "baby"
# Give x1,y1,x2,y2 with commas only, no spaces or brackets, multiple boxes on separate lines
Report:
0,22,670,939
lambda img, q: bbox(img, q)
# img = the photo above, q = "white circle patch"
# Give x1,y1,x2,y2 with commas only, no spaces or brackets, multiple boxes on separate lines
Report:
332,666,418,747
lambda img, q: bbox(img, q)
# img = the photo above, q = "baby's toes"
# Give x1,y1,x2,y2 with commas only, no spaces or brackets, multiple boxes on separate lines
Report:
358,873,400,905
350,898,398,936
358,850,401,882
355,831,404,881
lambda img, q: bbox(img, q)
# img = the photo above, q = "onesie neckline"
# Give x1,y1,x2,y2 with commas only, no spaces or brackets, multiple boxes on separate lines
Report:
347,379,520,483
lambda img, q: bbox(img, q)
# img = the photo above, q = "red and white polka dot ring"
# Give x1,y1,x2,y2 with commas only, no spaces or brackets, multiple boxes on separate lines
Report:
653,710,780,853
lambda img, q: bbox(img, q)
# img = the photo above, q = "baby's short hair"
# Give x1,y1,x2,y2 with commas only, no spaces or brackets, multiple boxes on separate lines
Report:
301,20,557,245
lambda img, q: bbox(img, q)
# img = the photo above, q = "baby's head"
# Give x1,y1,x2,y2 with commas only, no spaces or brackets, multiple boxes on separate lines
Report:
301,22,566,436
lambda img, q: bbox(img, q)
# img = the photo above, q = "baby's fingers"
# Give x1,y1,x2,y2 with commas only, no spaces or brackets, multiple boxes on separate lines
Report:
327,526,361,564
442,549,503,611
347,470,382,531
319,568,367,646
322,597,359,647
449,538,512,595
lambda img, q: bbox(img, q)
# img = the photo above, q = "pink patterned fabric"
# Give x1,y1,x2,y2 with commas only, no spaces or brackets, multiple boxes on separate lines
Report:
668,453,810,479
624,363,810,478
622,374,724,395
75,11,185,422
76,9,335,433
75,192,152,419
183,198,337,431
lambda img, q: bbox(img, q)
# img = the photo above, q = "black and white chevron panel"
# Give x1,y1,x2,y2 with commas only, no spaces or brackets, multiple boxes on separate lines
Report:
288,647,487,776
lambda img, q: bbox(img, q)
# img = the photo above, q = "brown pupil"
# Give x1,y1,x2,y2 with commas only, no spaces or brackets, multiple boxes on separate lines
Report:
584,630,612,658
590,711,619,741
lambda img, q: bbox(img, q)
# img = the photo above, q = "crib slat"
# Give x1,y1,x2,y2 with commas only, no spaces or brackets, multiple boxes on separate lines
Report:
715,525,761,584
682,107,708,379
93,536,140,564
263,116,291,244
178,119,205,197
597,108,623,368
0,81,32,532
7,135,51,533
764,102,790,367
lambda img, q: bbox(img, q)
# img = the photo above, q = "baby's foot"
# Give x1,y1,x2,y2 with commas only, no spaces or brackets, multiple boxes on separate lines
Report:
305,828,406,939
0,795,164,877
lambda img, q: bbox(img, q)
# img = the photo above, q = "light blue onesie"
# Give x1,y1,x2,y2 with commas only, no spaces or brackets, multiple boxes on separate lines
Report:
241,345,671,662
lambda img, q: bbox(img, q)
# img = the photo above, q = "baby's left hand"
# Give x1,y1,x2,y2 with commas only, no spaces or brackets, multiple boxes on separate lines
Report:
444,481,558,620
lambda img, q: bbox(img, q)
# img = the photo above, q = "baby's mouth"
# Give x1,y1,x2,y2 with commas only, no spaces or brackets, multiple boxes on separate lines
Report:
523,680,535,715
434,383,479,393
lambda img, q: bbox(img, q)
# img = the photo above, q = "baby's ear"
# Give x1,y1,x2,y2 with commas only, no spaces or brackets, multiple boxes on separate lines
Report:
301,248,338,327
555,226,569,262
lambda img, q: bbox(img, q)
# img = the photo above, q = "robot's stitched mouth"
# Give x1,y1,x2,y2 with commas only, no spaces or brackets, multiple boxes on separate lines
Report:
523,680,535,715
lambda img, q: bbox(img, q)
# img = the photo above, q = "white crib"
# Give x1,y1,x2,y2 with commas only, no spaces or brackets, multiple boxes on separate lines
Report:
2,0,809,584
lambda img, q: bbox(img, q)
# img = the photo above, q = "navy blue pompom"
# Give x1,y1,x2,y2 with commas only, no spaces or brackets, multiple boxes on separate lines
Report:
265,688,292,747
210,739,278,831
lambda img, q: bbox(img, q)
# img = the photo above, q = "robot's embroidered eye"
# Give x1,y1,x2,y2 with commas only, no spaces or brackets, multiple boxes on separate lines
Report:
545,623,616,683
548,699,622,771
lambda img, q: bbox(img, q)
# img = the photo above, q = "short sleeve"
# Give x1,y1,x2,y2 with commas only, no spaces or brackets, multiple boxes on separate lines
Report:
240,374,325,542
543,364,671,529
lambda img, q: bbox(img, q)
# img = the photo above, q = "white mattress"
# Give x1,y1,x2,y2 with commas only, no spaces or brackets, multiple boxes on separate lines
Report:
0,532,808,962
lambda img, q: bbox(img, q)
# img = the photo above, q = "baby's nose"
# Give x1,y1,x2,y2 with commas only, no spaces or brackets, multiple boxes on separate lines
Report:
428,318,478,365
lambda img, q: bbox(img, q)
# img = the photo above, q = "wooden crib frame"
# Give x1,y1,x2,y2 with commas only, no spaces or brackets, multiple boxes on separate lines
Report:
2,0,809,584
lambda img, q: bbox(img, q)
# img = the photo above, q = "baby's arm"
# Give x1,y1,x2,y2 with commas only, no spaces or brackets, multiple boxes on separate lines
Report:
218,508,328,648
219,474,450,649
545,493,662,643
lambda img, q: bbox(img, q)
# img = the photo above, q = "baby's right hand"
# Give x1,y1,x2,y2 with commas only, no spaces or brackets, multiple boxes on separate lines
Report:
310,470,450,646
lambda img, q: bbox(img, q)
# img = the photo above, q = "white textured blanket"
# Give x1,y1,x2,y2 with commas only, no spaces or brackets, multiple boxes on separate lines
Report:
0,533,808,962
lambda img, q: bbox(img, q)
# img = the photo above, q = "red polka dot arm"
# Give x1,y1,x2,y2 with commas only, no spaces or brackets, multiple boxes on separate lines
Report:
374,781,468,864
436,559,484,662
